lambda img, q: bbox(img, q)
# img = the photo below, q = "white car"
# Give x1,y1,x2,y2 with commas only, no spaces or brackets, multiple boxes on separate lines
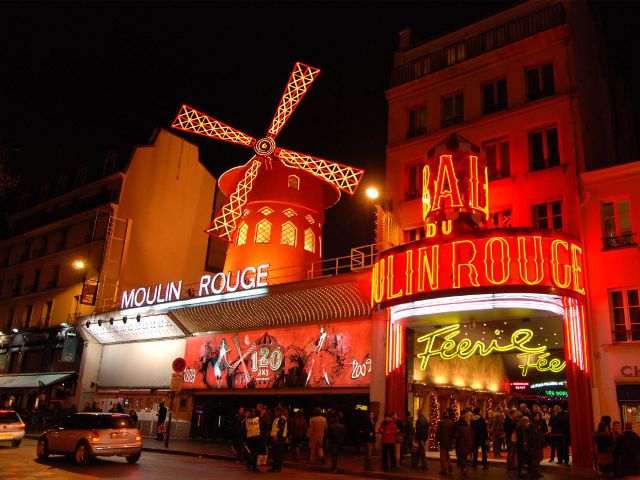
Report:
0,410,26,447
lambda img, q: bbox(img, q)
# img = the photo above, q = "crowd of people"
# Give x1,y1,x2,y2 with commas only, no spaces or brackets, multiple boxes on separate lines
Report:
593,415,640,478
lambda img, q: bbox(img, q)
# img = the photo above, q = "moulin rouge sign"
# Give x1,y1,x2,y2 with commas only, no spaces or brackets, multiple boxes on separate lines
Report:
120,264,269,309
372,137,585,307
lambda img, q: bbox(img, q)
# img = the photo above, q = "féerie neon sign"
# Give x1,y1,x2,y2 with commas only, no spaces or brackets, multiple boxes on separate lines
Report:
416,324,566,377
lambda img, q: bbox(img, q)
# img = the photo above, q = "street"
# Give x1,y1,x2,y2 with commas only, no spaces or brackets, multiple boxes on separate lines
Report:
0,438,370,480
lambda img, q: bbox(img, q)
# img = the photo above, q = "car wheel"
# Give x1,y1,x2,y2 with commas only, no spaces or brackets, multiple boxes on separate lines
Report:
36,437,49,459
11,439,21,447
74,441,92,465
126,453,141,463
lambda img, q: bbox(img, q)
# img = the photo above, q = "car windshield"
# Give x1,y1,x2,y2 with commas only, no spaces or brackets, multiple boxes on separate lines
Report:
93,415,135,429
0,412,20,424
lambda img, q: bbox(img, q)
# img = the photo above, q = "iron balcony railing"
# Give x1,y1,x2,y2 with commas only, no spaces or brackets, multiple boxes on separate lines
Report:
602,233,636,250
391,3,566,87
612,328,640,343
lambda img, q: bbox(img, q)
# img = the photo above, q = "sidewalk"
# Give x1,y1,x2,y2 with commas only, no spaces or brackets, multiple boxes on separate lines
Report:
142,437,595,480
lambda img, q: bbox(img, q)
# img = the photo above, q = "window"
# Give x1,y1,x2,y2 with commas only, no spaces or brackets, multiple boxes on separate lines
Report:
532,201,562,230
280,222,297,247
6,308,15,331
304,228,315,253
235,222,248,246
57,229,68,251
74,166,88,187
287,175,300,190
611,289,640,342
446,43,466,65
49,265,60,289
55,174,68,196
526,63,555,101
484,139,510,180
490,209,512,229
41,300,53,328
602,199,634,249
405,163,422,200
482,78,507,115
407,106,427,138
258,207,274,216
529,126,559,171
441,93,464,127
282,208,297,218
405,228,424,242
254,220,272,244
33,269,41,292
13,274,23,296
23,305,33,329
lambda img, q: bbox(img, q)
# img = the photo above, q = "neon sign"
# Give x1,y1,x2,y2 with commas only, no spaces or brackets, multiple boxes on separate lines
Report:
416,324,566,377
422,153,489,237
120,264,269,309
372,229,585,307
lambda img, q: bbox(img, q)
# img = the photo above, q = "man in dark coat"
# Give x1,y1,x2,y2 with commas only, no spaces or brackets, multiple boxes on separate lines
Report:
436,409,455,476
156,401,167,440
555,405,570,465
471,407,489,469
504,408,518,471
453,410,474,475
362,410,376,471
412,411,429,470
327,414,346,473
516,415,530,479
614,422,640,477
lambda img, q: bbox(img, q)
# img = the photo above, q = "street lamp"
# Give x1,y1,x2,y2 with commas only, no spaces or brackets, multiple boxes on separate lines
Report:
365,186,380,200
72,259,86,270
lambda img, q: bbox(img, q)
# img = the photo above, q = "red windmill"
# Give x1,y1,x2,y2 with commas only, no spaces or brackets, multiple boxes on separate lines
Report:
173,62,364,281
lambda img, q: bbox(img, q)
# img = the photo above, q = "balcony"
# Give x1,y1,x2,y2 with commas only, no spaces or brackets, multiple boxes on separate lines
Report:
441,116,464,129
603,233,636,250
391,3,565,87
406,127,426,139
530,156,560,172
527,88,556,103
613,328,640,343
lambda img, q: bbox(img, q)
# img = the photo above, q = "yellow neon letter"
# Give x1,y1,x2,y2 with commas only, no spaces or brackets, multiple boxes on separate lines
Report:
386,254,403,300
432,155,463,211
571,243,586,294
550,239,571,289
417,245,439,292
371,259,385,305
452,240,480,288
405,249,414,296
484,236,510,285
517,236,544,285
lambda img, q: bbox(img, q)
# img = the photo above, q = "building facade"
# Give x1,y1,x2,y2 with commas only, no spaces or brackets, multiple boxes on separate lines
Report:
381,0,639,468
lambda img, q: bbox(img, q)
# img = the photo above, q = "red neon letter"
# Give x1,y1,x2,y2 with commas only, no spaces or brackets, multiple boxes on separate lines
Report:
432,155,463,212
452,240,480,288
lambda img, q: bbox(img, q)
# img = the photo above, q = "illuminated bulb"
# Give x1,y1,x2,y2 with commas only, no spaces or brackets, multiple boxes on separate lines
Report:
365,187,379,200
553,333,557,336
72,259,86,270
483,323,487,327
539,326,544,330
482,331,486,334
503,321,507,325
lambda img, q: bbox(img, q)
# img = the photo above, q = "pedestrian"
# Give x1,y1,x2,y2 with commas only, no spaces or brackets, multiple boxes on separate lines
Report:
108,402,118,413
363,410,376,471
529,412,545,478
244,408,261,472
516,415,530,479
614,421,640,477
327,414,346,473
519,403,531,419
129,410,138,427
611,420,622,441
436,408,455,476
403,410,415,461
232,407,245,462
556,405,570,466
471,407,489,470
82,402,91,412
491,407,505,458
392,412,404,466
307,407,327,464
269,407,287,473
594,421,615,478
258,406,271,466
547,405,559,463
290,410,307,461
412,410,429,470
156,401,167,441
504,408,518,471
379,413,399,472
91,401,102,412
453,410,474,476
116,403,125,414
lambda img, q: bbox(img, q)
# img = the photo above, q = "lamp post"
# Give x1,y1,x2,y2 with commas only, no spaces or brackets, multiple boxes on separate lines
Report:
72,259,99,307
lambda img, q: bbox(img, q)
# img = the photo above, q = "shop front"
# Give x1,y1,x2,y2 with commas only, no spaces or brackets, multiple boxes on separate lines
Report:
371,136,594,468
181,319,373,442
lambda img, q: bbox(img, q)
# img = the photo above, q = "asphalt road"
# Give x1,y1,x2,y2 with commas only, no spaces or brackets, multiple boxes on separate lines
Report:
0,438,370,480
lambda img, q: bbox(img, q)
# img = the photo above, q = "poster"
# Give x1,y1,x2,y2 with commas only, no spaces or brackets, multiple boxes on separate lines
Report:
182,320,372,389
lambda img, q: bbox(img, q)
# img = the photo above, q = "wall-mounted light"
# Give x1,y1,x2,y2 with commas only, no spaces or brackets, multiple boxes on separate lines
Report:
136,314,141,322
12,328,18,333
98,319,103,327
85,321,91,328
109,317,114,325
122,316,127,324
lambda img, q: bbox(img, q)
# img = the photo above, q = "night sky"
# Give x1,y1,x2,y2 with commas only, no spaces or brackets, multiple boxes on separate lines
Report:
0,1,636,258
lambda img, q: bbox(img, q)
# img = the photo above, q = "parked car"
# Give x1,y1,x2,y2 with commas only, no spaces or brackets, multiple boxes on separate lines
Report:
0,410,26,447
36,413,142,465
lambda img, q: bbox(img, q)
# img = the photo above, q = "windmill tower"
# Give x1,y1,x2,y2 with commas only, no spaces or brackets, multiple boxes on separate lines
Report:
173,63,364,282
